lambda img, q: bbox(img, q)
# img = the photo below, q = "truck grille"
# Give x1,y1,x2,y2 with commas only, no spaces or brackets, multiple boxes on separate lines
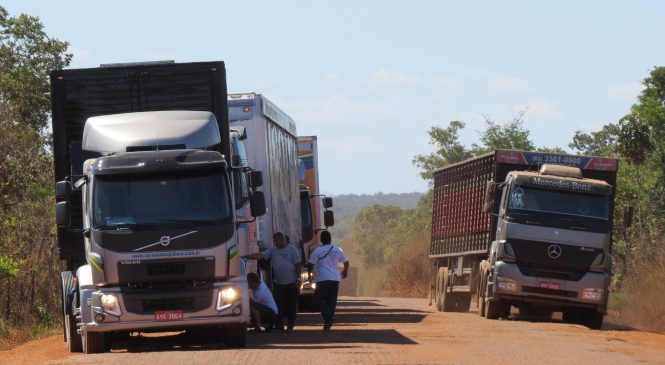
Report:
518,266,585,281
509,239,601,273
122,284,213,314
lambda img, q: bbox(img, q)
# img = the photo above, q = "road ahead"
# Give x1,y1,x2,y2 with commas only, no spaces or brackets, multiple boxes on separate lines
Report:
3,297,665,365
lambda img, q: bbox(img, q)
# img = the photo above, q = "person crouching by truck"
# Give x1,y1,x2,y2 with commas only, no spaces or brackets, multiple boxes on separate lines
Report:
307,230,349,331
247,272,278,332
242,232,302,332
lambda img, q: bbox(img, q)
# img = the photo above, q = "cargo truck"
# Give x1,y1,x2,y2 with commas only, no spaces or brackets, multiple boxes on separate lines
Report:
297,136,334,309
51,61,265,354
228,93,302,285
430,150,620,329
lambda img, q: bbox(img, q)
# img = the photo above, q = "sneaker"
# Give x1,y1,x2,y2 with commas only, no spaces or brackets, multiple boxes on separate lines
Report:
286,327,294,333
323,320,332,331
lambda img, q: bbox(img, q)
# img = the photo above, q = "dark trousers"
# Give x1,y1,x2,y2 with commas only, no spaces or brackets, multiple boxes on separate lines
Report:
249,299,277,328
315,280,339,324
272,282,299,329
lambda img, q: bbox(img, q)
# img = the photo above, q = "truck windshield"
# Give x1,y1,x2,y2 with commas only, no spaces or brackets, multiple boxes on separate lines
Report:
508,185,609,219
92,170,232,229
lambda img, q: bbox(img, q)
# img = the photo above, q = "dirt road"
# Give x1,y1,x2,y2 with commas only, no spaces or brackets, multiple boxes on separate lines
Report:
2,297,665,365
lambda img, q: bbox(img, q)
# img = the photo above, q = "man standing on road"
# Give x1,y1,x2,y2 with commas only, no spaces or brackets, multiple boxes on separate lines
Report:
308,230,349,331
243,232,301,332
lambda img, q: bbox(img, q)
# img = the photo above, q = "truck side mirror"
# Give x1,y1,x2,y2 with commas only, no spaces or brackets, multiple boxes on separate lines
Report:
249,170,263,188
323,197,333,209
56,201,71,228
250,191,266,217
56,181,72,200
482,181,495,213
323,210,335,227
623,205,633,228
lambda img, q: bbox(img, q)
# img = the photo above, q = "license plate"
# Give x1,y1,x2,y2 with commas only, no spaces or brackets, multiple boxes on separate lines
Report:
154,310,184,321
539,281,561,290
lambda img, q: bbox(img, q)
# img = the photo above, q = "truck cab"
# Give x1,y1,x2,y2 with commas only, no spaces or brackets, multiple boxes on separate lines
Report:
485,164,613,327
56,111,260,353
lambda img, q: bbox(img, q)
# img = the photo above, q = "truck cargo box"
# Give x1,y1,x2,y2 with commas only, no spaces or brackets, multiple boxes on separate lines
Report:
429,150,619,259
50,61,230,263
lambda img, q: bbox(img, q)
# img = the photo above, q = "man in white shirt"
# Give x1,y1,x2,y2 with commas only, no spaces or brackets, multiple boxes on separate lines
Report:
307,230,349,331
247,272,278,332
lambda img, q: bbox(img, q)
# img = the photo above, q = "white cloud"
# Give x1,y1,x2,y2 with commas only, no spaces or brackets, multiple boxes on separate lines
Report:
606,82,642,102
69,47,91,61
488,76,529,93
324,72,339,82
435,75,458,89
368,68,420,87
523,98,560,120
461,66,490,77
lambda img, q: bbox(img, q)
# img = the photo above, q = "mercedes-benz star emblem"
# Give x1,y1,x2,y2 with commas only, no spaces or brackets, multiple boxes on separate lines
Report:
159,236,171,246
547,244,562,259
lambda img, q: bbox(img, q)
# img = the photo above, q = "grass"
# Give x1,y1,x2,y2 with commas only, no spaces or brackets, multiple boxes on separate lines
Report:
0,318,60,351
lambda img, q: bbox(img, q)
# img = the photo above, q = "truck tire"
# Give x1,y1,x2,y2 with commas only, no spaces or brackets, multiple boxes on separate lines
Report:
64,314,82,352
584,310,604,330
438,268,455,312
82,331,107,354
224,324,247,348
453,292,471,312
519,306,553,320
435,269,444,311
484,299,506,320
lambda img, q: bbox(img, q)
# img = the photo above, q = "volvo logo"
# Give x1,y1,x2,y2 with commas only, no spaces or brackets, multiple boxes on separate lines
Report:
547,244,562,259
159,236,171,246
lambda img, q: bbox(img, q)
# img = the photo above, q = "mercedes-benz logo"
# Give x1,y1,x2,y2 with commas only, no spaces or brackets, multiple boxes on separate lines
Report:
159,236,171,247
547,244,562,259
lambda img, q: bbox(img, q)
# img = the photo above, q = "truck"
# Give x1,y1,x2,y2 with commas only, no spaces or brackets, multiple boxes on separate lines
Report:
429,149,620,329
227,92,302,285
297,136,334,309
51,61,265,354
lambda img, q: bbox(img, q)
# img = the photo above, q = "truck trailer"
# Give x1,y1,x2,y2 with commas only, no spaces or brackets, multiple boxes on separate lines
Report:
297,136,334,309
228,93,302,284
51,61,264,353
430,150,619,329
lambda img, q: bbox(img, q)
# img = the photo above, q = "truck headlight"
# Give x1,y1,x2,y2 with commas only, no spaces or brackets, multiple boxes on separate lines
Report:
311,282,316,290
217,287,239,311
582,288,603,301
100,293,121,316
497,277,517,292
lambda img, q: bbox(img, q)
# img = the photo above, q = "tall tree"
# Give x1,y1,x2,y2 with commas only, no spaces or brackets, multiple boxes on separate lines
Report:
412,120,471,181
0,5,71,131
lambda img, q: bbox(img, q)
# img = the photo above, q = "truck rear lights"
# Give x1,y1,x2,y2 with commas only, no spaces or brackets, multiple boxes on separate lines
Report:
100,293,121,316
497,277,517,291
217,287,239,311
582,288,603,301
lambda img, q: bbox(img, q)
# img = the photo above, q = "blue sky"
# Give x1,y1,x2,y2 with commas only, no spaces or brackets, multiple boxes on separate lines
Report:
4,1,664,194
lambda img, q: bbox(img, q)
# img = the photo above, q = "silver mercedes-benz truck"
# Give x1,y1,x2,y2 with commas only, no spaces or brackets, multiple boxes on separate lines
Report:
429,150,621,329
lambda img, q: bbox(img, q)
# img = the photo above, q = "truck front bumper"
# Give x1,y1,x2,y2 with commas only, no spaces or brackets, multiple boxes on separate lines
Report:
491,261,609,311
82,280,249,334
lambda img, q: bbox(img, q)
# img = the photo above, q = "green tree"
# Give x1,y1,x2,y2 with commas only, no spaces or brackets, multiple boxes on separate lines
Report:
353,204,404,267
412,120,471,181
470,110,536,155
569,123,620,157
0,5,71,131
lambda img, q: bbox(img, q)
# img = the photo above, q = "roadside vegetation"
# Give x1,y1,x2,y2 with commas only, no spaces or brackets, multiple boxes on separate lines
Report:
0,6,71,349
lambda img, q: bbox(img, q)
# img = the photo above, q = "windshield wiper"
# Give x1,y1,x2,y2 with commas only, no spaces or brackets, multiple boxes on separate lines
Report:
99,223,157,230
157,219,217,227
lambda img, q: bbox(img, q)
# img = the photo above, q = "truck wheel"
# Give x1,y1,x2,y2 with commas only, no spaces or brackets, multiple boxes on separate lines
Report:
435,269,443,311
225,324,247,348
448,292,471,312
64,314,82,352
484,299,506,320
438,268,455,312
478,270,487,317
519,306,552,320
82,331,107,354
583,310,604,330
562,309,581,324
